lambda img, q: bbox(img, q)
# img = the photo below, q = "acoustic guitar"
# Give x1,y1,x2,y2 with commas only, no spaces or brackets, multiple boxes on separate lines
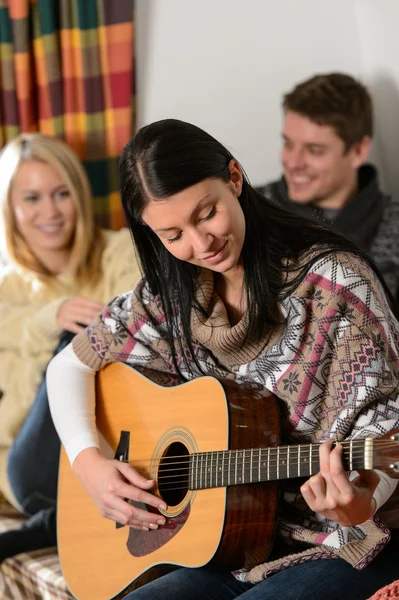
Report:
57,362,399,600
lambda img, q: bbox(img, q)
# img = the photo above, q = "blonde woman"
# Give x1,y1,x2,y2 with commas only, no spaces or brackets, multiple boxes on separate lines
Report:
0,133,140,561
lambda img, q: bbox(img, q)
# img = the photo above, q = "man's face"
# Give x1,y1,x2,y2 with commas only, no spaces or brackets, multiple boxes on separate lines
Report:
281,111,368,208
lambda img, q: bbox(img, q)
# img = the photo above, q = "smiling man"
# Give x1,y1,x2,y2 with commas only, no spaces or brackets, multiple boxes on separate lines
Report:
259,73,399,300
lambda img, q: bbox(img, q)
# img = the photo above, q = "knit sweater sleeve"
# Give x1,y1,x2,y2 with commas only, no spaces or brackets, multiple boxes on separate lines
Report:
241,252,399,581
272,251,399,445
273,252,399,560
72,278,176,376
0,266,65,357
99,228,142,297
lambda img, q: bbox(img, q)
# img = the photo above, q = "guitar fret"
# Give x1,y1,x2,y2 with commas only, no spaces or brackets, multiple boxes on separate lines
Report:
242,450,245,484
258,449,261,482
228,451,231,486
250,449,253,483
213,451,215,487
213,451,216,487
364,438,373,470
287,446,290,479
211,452,218,487
234,450,238,485
198,453,202,489
298,445,301,477
277,446,280,479
309,445,312,476
267,446,270,481
349,440,353,471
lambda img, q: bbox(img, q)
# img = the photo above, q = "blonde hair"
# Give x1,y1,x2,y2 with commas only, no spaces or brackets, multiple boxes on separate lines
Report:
0,133,104,285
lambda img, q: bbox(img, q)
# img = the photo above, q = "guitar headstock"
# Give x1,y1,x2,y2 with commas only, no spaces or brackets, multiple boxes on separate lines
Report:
373,429,399,478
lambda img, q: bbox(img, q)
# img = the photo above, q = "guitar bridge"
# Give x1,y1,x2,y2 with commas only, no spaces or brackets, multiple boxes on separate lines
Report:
114,430,130,529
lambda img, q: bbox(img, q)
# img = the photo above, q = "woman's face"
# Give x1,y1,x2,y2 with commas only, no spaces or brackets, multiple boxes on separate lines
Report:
10,160,77,259
142,160,246,276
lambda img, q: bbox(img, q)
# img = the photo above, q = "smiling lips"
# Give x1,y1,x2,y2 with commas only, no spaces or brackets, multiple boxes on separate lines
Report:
288,173,314,186
36,224,64,233
201,240,227,264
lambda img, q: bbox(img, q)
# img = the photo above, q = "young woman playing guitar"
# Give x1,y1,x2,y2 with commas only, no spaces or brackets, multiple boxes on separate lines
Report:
47,119,399,600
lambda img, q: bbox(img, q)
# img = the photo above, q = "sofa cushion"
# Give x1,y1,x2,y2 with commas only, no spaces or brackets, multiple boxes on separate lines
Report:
0,505,73,600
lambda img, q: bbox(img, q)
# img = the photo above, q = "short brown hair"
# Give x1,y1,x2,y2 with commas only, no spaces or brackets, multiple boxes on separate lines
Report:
283,73,373,150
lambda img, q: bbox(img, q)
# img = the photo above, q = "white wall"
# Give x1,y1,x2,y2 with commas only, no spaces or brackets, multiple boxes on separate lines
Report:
136,0,395,189
355,0,399,197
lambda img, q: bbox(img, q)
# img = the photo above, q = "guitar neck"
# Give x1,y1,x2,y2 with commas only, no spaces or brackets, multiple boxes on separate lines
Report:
189,439,373,490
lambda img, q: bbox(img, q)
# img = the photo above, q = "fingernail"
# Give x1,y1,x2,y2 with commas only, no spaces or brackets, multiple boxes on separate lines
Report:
141,525,149,531
149,523,158,530
157,518,165,525
159,503,167,511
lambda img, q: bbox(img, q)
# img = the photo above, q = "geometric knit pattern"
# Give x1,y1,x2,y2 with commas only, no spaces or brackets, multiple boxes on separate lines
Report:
73,249,399,581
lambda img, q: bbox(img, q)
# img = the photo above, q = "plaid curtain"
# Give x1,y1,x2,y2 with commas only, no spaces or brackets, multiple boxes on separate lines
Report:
0,0,135,229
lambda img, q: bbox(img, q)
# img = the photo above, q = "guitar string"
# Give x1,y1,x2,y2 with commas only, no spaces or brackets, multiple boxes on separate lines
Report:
147,446,382,478
153,453,380,480
151,455,398,491
146,467,370,493
153,456,372,480
119,440,398,470
119,452,398,486
122,449,398,473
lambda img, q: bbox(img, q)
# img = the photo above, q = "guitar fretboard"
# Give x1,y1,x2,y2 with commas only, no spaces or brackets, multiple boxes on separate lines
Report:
189,440,373,490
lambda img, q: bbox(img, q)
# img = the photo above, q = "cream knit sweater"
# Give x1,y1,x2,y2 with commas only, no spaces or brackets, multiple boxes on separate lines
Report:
0,228,140,507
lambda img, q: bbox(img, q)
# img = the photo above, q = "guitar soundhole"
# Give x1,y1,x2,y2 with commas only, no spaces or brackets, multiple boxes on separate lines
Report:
158,442,189,507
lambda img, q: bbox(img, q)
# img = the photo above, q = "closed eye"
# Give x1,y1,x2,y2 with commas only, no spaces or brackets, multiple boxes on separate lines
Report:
167,231,182,244
201,206,216,221
166,206,216,244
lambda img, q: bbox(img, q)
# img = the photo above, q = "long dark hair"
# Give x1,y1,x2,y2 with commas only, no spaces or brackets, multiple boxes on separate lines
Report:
119,118,393,376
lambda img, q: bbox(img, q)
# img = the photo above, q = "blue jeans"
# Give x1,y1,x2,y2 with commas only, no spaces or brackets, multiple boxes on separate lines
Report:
7,330,75,516
124,530,399,600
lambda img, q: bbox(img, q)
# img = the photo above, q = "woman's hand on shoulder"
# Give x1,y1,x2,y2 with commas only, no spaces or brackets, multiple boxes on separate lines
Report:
56,296,104,334
300,440,380,526
72,448,167,531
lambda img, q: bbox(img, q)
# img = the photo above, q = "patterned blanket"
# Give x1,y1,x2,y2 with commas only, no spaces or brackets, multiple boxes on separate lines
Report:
0,502,73,600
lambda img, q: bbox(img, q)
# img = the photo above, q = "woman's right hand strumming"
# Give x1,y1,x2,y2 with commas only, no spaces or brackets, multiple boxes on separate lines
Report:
72,448,167,531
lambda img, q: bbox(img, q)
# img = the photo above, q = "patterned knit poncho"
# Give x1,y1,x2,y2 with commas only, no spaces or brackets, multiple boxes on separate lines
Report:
73,251,399,583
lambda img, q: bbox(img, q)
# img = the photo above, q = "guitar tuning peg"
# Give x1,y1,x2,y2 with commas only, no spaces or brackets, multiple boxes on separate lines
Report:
389,462,399,472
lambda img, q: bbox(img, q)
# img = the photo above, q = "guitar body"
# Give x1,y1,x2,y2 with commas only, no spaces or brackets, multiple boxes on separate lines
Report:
57,363,280,600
